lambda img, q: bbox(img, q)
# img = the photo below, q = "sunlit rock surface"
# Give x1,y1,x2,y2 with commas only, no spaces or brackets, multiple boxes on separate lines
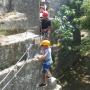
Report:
0,58,62,90
0,12,28,30
0,0,39,33
0,32,40,70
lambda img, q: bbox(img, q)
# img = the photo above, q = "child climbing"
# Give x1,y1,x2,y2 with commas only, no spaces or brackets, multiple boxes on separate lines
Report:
37,40,53,87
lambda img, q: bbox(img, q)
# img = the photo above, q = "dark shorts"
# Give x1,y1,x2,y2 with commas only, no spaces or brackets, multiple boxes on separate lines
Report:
42,63,51,73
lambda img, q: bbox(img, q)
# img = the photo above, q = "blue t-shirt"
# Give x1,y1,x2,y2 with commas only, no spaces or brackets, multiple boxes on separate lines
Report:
43,47,53,65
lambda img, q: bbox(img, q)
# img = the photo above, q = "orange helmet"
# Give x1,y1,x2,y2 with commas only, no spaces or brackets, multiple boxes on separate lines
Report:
42,11,49,17
40,40,50,46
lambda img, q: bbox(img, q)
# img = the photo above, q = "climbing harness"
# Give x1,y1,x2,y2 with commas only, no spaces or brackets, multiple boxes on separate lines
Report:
42,31,49,39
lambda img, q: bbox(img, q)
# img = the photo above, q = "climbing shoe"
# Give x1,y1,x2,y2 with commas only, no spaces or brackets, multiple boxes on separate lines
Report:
39,83,47,87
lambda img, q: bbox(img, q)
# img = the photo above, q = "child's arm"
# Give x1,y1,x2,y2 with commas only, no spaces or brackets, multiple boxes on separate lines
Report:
37,51,48,61
37,55,45,61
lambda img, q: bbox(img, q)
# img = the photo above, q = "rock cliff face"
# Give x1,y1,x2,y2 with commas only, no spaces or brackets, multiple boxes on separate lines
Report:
0,12,28,30
0,0,40,33
0,59,62,90
0,1,62,89
13,0,39,29
0,32,40,70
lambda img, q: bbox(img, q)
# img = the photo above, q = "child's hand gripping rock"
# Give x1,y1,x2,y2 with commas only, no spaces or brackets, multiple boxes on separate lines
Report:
37,55,45,61
33,55,45,61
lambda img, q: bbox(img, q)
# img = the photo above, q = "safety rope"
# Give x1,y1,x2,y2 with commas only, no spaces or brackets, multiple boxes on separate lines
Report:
1,60,27,90
1,44,32,90
0,35,40,86
1,40,39,90
0,23,29,85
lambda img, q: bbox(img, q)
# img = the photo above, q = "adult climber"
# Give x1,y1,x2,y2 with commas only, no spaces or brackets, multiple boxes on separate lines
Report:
40,10,51,40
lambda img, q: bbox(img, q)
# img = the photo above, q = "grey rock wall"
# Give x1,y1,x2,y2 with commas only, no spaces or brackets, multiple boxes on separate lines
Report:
0,12,28,31
0,0,40,33
49,0,68,17
0,32,40,70
0,59,62,90
13,0,40,30
0,42,26,70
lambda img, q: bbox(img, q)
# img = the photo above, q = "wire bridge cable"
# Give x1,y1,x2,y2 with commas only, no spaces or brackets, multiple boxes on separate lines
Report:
1,43,35,90
0,35,40,86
